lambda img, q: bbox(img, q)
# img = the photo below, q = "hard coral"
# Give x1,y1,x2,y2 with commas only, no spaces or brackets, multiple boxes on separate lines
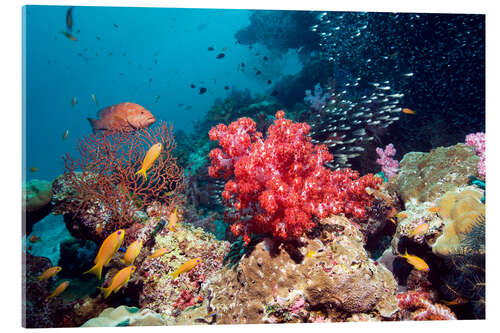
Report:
397,291,457,320
208,111,382,244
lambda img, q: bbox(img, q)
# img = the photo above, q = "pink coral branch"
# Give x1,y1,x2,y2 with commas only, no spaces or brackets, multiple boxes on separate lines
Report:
465,132,485,179
376,143,399,179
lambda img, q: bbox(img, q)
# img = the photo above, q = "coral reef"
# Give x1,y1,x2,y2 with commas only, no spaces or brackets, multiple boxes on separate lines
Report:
206,216,399,323
388,143,479,204
209,111,382,244
82,305,166,327
23,179,53,235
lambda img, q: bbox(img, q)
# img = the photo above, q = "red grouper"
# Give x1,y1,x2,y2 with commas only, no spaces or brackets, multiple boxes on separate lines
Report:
88,102,156,133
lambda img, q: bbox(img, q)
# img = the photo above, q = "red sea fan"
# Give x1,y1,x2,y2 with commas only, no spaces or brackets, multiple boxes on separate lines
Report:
208,111,382,245
62,122,185,237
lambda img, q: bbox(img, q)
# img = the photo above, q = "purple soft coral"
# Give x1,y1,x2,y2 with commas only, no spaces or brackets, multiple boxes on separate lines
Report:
304,83,328,111
465,132,485,179
376,143,399,179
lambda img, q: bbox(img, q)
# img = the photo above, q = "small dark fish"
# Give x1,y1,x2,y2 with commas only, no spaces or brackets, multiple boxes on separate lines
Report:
118,247,126,252
263,56,268,61
179,103,183,107
62,129,69,140
123,52,127,56
154,59,158,64
267,80,272,85
66,6,74,31
256,70,261,75
154,52,159,56
190,84,195,88
216,53,225,59
224,86,229,90
241,62,245,67
199,87,207,95
148,78,152,83
29,166,38,173
208,46,214,51
154,95,160,103
60,30,77,41
109,52,113,56
185,105,192,110
249,45,253,50
96,36,101,40
113,23,119,28
271,90,278,96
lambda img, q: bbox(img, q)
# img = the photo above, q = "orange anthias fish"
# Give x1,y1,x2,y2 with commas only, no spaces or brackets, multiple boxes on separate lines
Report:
168,207,179,232
147,247,169,260
402,108,416,115
29,166,38,172
99,266,136,299
400,251,430,272
84,229,125,280
38,266,62,281
170,258,202,279
46,281,69,301
60,30,77,41
87,102,156,133
428,206,440,213
29,235,41,243
410,223,429,237
71,97,77,108
396,212,408,220
136,142,162,180
122,240,142,265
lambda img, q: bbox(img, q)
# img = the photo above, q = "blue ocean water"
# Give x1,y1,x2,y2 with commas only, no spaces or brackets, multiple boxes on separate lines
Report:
24,5,302,182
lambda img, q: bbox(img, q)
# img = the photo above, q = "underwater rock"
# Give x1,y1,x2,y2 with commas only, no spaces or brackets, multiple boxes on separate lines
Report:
205,216,399,324
23,179,53,235
82,305,166,327
26,213,74,265
22,253,79,328
388,143,479,204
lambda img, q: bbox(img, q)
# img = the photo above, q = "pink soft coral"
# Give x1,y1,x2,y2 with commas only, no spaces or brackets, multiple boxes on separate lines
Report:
208,111,382,245
465,132,485,179
376,143,399,179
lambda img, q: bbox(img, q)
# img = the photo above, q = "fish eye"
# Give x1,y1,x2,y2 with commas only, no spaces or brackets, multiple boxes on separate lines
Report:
117,231,122,234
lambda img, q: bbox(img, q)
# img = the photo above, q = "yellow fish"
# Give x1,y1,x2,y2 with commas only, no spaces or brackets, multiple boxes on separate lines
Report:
170,257,202,279
122,240,142,265
400,251,430,272
396,212,408,219
29,166,38,172
147,247,169,260
402,108,416,115
428,206,440,213
46,281,69,300
91,93,98,105
38,266,62,281
307,250,316,258
136,142,162,180
98,266,136,299
411,223,429,237
84,229,125,280
168,207,179,232
29,235,41,243
71,97,77,108
441,297,468,306
60,30,77,41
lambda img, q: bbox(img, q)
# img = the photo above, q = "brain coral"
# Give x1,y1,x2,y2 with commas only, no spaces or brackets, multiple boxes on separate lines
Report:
432,188,485,256
205,216,398,323
389,143,479,204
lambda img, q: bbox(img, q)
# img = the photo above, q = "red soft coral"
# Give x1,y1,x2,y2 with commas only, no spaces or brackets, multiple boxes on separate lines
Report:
208,111,382,245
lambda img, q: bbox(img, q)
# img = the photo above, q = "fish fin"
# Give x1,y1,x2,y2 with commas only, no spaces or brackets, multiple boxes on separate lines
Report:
98,286,112,299
88,118,100,133
170,271,178,280
83,263,103,280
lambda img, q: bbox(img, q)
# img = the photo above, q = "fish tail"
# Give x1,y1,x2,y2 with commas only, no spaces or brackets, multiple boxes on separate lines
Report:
170,271,179,280
98,286,112,299
83,263,103,280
